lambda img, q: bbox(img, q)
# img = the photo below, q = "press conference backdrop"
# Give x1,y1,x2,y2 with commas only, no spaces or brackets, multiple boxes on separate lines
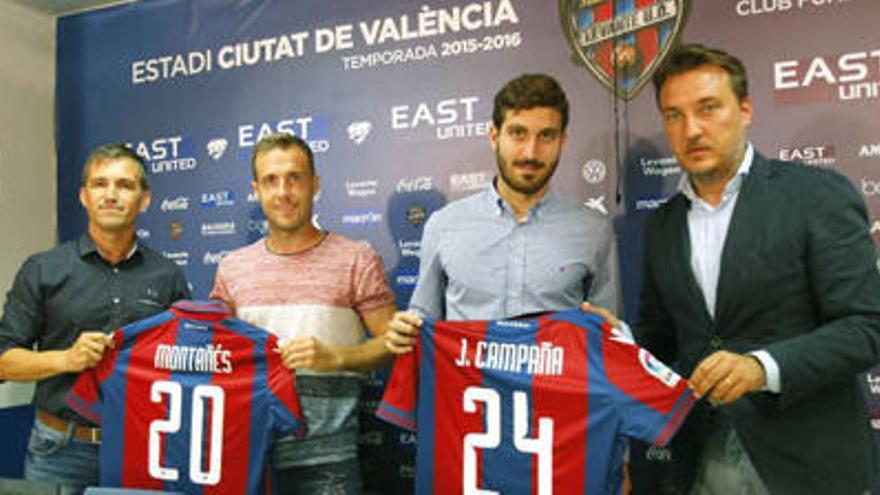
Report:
0,0,872,490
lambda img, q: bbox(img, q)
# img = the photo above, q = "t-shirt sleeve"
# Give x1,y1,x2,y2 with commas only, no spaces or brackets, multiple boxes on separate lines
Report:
376,341,421,431
65,330,124,424
352,248,395,313
265,334,307,438
603,325,695,446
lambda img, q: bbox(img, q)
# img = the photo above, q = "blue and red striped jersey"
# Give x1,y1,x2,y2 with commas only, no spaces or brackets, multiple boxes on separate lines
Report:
377,310,694,495
67,300,306,495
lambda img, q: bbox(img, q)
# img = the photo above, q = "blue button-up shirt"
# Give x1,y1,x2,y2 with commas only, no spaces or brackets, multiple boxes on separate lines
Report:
679,145,754,318
408,183,620,321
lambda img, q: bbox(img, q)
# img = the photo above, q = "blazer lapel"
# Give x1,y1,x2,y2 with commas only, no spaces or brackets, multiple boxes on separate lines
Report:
667,194,714,324
715,155,772,325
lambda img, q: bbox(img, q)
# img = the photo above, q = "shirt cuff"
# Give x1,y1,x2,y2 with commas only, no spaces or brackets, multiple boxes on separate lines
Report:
748,350,781,393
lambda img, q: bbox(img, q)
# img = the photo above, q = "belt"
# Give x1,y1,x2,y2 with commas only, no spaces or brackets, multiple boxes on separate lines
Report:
36,410,101,444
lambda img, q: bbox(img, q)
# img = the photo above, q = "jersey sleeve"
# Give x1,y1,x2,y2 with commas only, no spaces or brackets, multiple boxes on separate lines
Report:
602,324,695,447
376,340,421,431
352,248,396,314
65,330,124,424
265,334,307,438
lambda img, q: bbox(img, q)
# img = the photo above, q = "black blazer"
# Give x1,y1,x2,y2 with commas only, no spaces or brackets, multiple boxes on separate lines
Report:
638,153,880,494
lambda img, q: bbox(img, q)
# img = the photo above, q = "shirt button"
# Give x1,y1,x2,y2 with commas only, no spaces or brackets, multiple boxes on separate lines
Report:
113,268,119,274
710,336,722,348
113,297,120,304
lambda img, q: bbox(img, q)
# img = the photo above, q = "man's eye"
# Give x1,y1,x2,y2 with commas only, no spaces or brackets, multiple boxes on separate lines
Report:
539,130,558,142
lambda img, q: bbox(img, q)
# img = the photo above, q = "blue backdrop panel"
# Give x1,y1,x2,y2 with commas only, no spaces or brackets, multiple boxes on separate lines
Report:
55,0,620,299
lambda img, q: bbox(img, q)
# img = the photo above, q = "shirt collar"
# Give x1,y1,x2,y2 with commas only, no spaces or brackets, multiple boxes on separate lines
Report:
172,300,231,319
678,143,754,206
484,177,558,219
77,233,140,262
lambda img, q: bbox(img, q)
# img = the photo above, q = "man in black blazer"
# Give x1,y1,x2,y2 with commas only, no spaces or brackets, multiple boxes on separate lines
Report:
633,44,880,494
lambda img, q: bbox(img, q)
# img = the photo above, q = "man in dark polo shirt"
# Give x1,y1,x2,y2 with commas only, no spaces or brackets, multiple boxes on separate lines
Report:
0,144,189,493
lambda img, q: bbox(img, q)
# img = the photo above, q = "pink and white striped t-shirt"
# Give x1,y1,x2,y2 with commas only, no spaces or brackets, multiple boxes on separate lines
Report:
210,233,395,366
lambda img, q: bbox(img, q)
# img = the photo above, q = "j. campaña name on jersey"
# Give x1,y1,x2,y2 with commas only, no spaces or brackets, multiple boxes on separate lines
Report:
377,310,694,494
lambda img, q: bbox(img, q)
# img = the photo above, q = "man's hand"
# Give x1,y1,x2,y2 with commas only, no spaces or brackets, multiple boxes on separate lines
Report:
385,311,422,354
580,301,621,328
278,337,342,372
64,332,114,372
689,350,766,404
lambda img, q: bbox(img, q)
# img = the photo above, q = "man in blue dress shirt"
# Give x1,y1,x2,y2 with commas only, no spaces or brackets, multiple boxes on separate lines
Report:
385,73,620,346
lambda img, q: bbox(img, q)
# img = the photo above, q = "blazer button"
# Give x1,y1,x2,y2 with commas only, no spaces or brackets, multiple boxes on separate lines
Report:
710,336,722,348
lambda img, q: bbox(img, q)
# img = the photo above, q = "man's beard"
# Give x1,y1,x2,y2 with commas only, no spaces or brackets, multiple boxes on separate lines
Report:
496,150,559,195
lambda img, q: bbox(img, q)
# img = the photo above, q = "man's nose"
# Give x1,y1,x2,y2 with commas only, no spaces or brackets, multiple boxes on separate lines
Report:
684,115,703,140
273,178,293,194
104,183,119,199
522,136,540,159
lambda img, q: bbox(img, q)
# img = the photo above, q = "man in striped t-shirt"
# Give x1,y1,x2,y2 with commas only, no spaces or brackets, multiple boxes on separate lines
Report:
210,133,396,495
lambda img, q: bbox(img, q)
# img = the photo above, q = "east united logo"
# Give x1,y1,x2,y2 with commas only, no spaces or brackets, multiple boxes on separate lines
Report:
559,0,690,100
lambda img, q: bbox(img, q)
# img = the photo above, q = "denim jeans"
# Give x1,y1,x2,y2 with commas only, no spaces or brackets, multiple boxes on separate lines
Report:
275,458,362,495
24,419,100,495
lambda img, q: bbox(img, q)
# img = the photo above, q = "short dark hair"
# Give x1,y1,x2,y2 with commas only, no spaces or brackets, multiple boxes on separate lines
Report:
493,73,569,131
652,44,749,107
81,143,149,190
250,133,315,179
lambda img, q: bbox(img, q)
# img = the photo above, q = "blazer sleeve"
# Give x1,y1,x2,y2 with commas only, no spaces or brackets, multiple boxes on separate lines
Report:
767,170,880,405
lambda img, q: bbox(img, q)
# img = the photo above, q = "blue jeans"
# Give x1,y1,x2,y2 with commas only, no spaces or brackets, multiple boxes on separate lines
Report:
275,458,362,495
24,419,100,495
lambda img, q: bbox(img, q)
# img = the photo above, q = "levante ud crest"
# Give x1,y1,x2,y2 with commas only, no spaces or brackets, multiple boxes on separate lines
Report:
559,0,690,100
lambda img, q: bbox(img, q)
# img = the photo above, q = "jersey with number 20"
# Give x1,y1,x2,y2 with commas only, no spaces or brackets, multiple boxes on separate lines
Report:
67,300,306,494
377,310,694,494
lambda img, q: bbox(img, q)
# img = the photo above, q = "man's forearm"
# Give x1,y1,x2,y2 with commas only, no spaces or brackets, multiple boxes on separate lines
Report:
332,336,393,373
0,348,69,381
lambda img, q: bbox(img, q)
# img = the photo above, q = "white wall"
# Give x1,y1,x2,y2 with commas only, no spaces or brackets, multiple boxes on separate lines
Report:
0,1,56,408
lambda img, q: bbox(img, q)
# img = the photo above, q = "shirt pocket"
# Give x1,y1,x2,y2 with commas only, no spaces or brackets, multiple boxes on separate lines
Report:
532,259,589,303
128,277,176,321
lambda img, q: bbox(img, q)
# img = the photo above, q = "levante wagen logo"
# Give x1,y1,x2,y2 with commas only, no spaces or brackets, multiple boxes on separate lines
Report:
559,0,690,100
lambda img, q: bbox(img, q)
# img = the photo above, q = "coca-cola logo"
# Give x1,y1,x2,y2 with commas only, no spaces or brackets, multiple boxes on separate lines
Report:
396,176,433,193
160,196,190,212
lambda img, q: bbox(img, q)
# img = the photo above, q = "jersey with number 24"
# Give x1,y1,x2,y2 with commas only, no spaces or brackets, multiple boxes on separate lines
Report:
377,310,694,494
